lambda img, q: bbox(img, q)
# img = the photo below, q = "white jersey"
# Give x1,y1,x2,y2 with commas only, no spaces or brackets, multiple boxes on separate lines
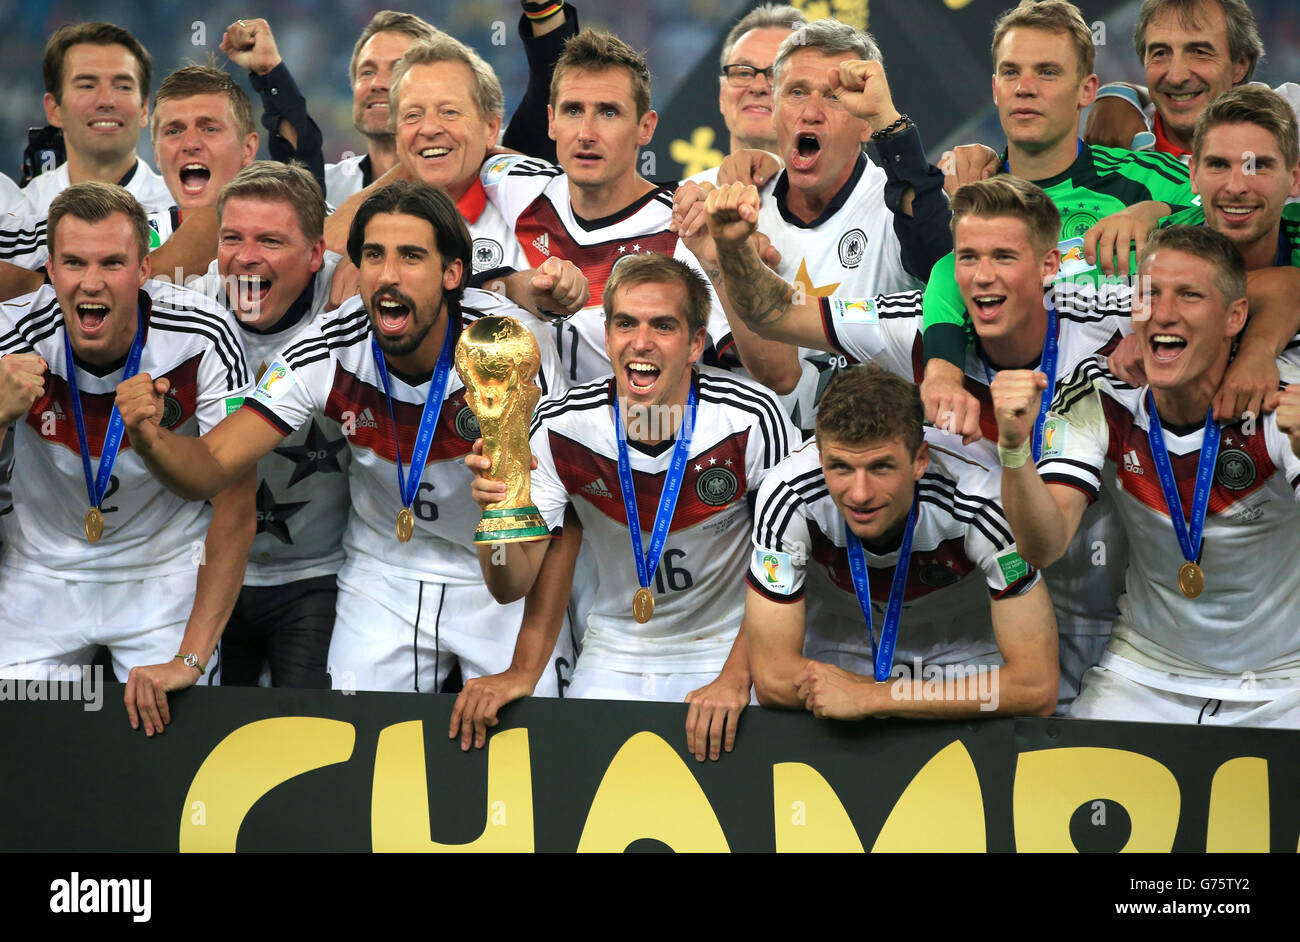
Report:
245,287,566,584
749,431,1041,672
528,367,796,674
0,173,30,216
0,280,251,580
325,153,368,206
756,153,923,435
819,286,1133,639
0,206,178,270
194,253,351,586
21,157,173,215
481,154,734,384
684,166,720,187
1037,374,1300,691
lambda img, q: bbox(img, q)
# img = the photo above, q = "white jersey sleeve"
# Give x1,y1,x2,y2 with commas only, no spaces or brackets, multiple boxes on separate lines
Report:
1036,367,1113,502
817,292,924,380
480,154,556,228
245,307,358,436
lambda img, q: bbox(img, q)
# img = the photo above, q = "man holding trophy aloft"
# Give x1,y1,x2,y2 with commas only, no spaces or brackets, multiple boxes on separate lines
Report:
115,181,576,695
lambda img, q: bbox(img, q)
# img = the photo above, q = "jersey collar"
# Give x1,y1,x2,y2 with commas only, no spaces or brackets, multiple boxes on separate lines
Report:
1151,112,1191,161
999,139,1088,188
773,152,869,229
457,178,488,224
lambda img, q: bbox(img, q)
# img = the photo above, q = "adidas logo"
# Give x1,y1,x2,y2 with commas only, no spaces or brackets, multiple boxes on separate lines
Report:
1122,449,1143,475
532,232,550,256
581,476,613,499
51,400,66,419
356,407,378,430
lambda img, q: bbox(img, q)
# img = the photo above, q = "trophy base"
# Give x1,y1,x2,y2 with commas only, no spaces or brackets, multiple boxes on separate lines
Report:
474,505,551,544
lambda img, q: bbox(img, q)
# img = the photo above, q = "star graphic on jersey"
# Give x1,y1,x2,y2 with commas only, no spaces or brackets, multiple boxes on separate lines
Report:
272,419,348,486
255,480,309,545
793,258,841,297
694,463,702,472
632,243,641,252
724,458,732,467
708,457,717,465
618,245,627,254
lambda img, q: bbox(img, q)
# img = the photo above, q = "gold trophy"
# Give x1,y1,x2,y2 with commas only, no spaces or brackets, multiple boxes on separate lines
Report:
455,315,551,544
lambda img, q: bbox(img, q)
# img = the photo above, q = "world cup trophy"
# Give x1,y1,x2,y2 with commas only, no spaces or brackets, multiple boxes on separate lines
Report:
455,315,551,543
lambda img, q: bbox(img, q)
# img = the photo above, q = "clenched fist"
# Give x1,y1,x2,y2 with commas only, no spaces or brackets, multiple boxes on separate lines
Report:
990,369,1048,450
0,353,47,425
220,18,283,77
531,257,589,317
115,373,172,452
828,59,900,130
704,182,761,251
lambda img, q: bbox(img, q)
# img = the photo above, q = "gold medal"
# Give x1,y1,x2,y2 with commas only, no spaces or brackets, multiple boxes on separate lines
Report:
84,507,103,543
632,587,655,624
396,507,415,543
1178,561,1204,599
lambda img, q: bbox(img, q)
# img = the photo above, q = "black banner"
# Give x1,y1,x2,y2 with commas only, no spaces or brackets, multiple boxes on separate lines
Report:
1,683,1296,853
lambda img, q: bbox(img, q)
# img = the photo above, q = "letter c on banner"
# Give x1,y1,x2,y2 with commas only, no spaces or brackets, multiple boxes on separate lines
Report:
180,718,356,852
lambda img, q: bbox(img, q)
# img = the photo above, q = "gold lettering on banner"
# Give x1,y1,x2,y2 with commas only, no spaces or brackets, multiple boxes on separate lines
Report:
1013,747,1180,852
773,762,865,852
1207,757,1268,852
873,741,986,852
180,717,356,852
577,732,729,852
371,722,533,852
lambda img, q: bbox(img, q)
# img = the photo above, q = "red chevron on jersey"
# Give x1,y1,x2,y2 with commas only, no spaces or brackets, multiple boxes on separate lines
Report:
25,354,201,457
549,427,750,532
514,198,680,307
324,366,477,466
1102,396,1278,517
808,520,976,601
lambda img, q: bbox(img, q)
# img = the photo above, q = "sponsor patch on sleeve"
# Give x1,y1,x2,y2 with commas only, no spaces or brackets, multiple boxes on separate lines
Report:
1040,416,1066,458
1055,237,1096,279
829,297,879,324
223,396,245,416
482,154,525,185
996,548,1030,585
754,548,796,595
251,360,296,407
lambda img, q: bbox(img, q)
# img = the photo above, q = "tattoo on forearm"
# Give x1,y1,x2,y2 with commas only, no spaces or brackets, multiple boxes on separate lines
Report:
716,241,794,327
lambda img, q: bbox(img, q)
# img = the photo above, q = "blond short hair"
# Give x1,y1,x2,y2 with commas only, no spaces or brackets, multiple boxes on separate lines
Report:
992,0,1096,77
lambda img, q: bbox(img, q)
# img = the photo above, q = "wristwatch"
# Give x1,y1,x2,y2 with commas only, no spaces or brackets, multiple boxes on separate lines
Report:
175,653,205,675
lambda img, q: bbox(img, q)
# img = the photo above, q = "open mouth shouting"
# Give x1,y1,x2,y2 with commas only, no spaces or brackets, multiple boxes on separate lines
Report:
179,162,212,198
625,360,661,394
372,290,415,335
971,293,1007,322
790,132,821,172
75,301,110,334
1212,203,1261,228
1149,332,1188,363
234,274,271,316
88,117,125,134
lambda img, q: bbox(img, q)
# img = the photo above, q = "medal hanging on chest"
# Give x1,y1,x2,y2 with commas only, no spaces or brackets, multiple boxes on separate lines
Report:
370,319,458,544
64,306,146,543
614,383,697,624
1145,392,1219,600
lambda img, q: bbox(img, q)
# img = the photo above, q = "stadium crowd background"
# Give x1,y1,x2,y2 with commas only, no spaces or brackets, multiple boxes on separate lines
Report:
0,0,1296,175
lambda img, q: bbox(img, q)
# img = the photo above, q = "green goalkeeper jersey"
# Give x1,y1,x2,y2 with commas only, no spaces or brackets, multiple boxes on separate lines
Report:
1159,202,1300,267
922,142,1195,368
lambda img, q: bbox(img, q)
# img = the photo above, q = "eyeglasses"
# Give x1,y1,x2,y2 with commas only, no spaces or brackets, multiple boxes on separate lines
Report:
721,64,775,87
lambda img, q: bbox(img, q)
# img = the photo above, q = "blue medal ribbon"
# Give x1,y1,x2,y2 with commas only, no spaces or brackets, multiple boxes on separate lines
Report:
1145,391,1219,567
844,492,919,683
613,381,698,592
370,315,458,511
63,303,146,509
981,304,1058,461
